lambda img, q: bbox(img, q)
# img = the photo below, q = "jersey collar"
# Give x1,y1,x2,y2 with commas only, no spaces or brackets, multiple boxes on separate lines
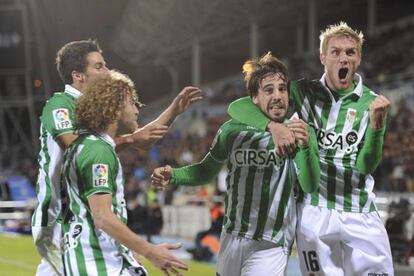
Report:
64,84,82,99
319,73,363,101
100,133,116,149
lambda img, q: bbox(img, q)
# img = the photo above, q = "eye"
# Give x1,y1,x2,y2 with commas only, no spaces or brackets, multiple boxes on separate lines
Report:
331,49,339,56
346,49,356,56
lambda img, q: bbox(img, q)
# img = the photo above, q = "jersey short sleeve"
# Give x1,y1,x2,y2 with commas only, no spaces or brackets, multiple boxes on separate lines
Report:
41,94,76,138
76,142,117,198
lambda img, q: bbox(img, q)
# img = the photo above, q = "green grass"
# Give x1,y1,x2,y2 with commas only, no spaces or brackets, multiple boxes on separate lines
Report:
0,234,215,276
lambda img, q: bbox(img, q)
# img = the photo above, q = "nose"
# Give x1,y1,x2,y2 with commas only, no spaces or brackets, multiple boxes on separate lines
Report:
339,52,348,63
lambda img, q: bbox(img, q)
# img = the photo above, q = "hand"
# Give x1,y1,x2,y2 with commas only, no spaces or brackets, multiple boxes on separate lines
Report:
369,95,390,130
171,86,202,115
131,124,169,149
144,243,188,276
267,121,296,156
287,119,309,147
151,165,172,191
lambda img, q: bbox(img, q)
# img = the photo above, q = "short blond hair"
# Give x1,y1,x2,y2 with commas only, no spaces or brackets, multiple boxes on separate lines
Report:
76,70,140,134
319,22,364,54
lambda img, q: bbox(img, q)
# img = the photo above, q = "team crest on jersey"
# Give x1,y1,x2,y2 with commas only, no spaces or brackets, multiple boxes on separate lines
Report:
52,108,72,130
346,108,357,125
92,164,109,187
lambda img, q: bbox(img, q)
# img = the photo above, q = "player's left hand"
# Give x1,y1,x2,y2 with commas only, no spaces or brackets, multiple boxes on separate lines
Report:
171,86,202,115
369,95,390,130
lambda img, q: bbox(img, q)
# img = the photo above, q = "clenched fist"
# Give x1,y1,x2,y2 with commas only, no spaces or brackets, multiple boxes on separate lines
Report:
369,95,390,130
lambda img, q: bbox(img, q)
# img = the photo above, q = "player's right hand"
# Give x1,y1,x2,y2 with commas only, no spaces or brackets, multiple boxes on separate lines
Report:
145,243,188,276
151,165,172,191
267,121,296,156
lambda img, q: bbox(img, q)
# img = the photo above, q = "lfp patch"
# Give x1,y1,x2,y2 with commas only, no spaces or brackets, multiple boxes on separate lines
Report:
92,164,109,187
52,108,73,130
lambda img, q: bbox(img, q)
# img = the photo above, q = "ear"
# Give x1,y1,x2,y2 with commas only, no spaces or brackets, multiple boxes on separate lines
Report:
252,95,259,105
72,70,84,83
320,52,326,66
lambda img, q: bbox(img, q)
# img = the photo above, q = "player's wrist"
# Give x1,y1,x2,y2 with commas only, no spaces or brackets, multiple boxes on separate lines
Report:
267,121,284,131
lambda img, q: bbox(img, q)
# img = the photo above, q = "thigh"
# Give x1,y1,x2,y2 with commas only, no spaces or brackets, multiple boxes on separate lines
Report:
342,212,394,276
296,204,344,276
216,232,243,276
241,243,288,276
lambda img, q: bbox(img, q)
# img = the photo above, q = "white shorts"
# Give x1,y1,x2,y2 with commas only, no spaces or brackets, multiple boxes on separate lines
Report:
216,232,288,276
32,224,63,276
296,204,394,276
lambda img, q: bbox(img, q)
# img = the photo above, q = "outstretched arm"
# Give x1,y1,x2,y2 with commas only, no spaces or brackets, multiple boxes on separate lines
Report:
151,153,224,190
150,86,202,126
115,86,202,151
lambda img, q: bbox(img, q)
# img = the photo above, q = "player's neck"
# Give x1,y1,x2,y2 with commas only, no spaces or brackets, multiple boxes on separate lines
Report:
106,123,118,140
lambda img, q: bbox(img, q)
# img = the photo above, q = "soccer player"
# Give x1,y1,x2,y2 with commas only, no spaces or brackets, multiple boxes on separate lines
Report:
227,22,393,275
31,39,201,275
61,70,188,275
151,53,320,276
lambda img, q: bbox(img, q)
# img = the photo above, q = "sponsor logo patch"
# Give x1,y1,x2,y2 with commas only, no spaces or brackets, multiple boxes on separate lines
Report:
92,164,109,187
52,108,72,130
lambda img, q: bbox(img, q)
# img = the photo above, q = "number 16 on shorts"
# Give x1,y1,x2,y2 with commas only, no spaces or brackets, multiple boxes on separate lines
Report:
302,250,320,273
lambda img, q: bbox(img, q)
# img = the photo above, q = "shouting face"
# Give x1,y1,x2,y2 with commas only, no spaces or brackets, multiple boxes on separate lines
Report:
252,73,288,123
320,35,361,91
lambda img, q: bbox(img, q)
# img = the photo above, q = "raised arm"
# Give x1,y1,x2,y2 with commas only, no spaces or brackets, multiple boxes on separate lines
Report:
116,86,202,151
356,95,390,174
288,120,320,193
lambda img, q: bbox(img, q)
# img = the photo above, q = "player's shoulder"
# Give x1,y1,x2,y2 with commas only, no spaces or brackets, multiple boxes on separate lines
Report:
76,134,116,162
222,119,263,134
362,85,378,98
42,92,75,113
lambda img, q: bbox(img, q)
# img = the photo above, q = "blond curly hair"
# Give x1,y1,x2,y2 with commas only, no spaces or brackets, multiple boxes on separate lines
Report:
319,21,364,55
76,70,140,134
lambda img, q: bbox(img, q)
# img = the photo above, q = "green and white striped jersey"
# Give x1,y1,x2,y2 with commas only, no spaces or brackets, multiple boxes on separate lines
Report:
32,85,80,227
210,119,297,245
291,74,378,212
61,133,138,275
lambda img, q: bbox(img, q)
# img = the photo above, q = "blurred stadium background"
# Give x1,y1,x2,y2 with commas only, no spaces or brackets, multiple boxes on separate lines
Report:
1,0,414,275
